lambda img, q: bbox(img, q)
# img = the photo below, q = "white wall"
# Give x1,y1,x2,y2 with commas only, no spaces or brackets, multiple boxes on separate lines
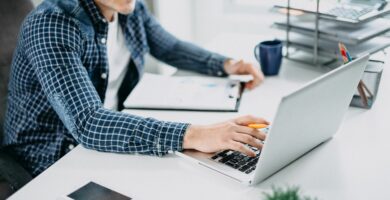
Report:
153,0,194,42
193,0,280,44
155,0,285,45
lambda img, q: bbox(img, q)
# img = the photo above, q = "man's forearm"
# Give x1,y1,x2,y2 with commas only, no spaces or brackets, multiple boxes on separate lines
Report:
78,108,190,156
158,40,230,77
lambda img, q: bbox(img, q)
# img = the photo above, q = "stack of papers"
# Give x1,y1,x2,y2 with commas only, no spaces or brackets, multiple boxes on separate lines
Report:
274,18,390,45
283,33,390,58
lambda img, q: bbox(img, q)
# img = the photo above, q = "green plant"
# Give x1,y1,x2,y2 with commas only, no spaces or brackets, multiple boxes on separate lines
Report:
263,186,317,200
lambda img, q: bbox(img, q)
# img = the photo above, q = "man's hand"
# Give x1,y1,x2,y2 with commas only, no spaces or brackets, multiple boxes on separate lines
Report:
183,115,269,157
223,59,264,89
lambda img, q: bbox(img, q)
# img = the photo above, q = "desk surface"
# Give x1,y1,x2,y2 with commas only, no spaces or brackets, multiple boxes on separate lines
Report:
10,34,390,200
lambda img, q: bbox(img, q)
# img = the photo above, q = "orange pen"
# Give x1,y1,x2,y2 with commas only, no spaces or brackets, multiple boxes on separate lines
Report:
247,124,268,129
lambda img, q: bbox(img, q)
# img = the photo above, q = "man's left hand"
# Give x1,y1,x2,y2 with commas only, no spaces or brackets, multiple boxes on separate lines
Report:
223,59,264,89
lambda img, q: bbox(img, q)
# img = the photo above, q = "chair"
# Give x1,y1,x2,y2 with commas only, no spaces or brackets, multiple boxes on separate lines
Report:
0,0,35,198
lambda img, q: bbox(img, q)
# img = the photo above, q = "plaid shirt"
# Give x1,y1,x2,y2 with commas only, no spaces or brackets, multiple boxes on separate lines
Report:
3,0,228,176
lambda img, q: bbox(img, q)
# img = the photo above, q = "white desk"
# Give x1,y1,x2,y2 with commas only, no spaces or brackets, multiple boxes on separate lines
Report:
10,34,390,200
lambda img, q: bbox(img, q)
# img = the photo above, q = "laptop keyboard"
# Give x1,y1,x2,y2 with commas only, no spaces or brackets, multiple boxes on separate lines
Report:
211,147,260,174
326,6,373,20
210,127,269,174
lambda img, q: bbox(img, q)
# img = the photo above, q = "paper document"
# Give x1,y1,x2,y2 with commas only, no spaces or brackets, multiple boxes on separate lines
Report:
274,18,390,45
123,73,243,111
284,34,390,58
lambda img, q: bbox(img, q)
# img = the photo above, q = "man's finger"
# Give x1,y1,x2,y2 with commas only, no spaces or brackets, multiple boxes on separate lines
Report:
245,81,257,90
234,115,270,126
235,125,267,140
242,66,264,89
246,64,263,85
229,141,256,157
232,133,263,150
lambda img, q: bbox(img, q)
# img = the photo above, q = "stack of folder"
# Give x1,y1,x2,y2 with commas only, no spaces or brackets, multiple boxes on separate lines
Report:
272,3,390,62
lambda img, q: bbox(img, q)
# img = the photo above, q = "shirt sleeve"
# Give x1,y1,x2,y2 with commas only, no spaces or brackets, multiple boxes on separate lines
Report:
138,0,229,77
24,12,189,156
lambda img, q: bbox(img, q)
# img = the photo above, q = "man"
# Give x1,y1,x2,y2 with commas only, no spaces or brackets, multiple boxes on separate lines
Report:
2,0,269,177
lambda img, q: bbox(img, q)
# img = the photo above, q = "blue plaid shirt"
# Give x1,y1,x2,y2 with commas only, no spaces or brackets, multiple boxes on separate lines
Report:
3,0,228,176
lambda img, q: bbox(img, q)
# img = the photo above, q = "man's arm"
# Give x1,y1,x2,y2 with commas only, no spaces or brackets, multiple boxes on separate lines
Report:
24,12,188,156
24,10,268,158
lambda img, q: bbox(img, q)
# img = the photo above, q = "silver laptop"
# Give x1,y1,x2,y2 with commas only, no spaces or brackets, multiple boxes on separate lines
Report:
176,54,369,185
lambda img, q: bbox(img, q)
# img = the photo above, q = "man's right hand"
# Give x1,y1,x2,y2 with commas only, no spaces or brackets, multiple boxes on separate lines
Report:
182,115,269,157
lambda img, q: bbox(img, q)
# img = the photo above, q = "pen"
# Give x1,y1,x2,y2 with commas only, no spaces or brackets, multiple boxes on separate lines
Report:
340,43,352,61
247,124,268,129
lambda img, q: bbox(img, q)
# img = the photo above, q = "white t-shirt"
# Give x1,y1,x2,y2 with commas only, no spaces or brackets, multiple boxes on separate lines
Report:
103,13,132,111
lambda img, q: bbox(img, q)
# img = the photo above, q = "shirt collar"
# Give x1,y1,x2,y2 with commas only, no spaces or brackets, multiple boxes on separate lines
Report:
80,0,108,25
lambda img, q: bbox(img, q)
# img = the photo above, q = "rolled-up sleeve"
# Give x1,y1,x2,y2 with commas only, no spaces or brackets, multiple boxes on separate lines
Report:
25,12,189,156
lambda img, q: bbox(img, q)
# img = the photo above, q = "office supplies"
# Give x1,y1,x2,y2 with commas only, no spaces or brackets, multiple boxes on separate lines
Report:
338,42,372,107
283,34,390,59
176,54,369,185
66,182,131,200
274,18,390,45
123,73,244,112
274,0,390,65
247,124,268,129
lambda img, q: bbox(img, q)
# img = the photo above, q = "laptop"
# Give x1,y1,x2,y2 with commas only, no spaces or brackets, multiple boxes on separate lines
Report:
176,54,370,185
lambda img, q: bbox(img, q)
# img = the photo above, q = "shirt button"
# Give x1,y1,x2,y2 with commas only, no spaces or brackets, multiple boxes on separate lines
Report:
68,144,75,150
102,18,107,23
217,71,223,76
101,38,106,44
101,73,107,79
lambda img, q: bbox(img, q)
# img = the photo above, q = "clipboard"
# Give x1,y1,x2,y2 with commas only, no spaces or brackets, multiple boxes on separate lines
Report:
123,74,245,112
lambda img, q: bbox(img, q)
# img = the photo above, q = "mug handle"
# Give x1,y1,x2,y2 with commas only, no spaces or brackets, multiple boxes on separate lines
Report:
254,44,261,62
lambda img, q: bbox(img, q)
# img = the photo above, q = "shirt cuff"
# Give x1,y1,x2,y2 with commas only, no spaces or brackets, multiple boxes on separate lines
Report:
206,53,229,77
154,121,190,156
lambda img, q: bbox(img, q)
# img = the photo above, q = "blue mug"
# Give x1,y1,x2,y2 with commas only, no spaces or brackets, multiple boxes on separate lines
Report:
254,40,283,76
